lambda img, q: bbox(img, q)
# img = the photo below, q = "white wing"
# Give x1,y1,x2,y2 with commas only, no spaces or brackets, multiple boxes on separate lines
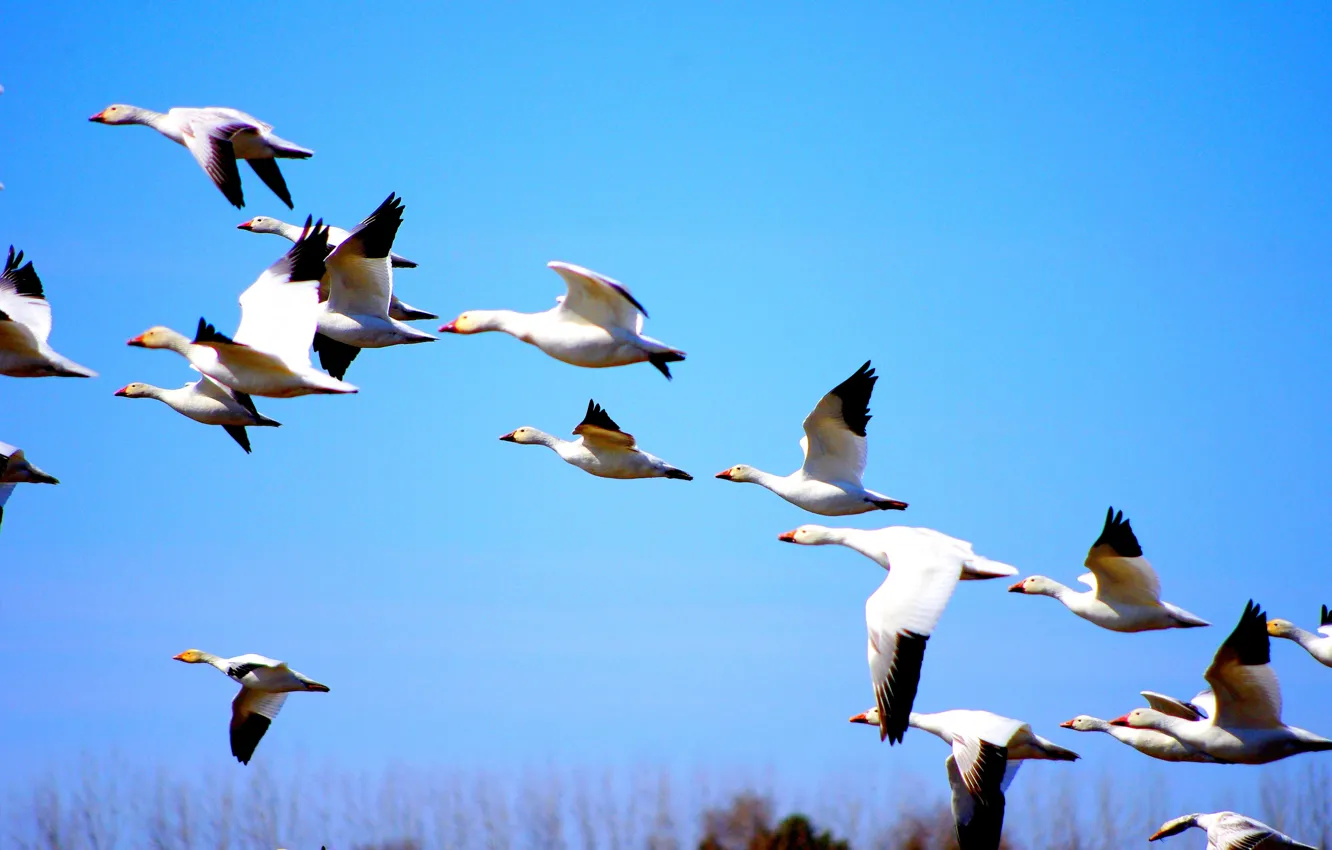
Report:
180,114,251,208
229,687,287,764
945,753,1008,850
234,223,329,369
1141,691,1208,721
325,195,402,318
549,261,645,331
0,247,52,344
865,532,964,742
800,362,875,485
1205,603,1283,730
1084,508,1162,605
1210,813,1288,850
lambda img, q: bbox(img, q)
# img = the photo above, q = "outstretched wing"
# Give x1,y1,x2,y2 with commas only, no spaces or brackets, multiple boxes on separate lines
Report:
181,117,252,208
1204,601,1283,730
572,399,636,449
800,361,876,485
326,194,402,317
234,219,329,369
1083,507,1162,605
549,261,645,331
0,246,52,344
229,687,287,765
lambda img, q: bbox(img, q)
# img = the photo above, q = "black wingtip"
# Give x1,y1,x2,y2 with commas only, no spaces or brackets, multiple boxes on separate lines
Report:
1,245,45,299
312,333,360,380
1322,604,1331,628
875,630,928,746
222,425,253,454
1092,506,1143,557
578,399,621,432
830,360,877,437
193,318,236,346
664,468,693,481
287,218,330,282
649,351,684,380
353,193,406,259
1224,600,1270,666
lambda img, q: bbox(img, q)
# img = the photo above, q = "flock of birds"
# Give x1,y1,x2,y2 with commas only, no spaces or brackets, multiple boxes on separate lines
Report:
2,102,1328,850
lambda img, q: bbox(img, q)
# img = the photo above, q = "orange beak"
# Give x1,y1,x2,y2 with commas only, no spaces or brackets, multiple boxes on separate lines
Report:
236,219,255,231
715,469,734,480
127,334,148,347
848,712,871,724
1059,718,1076,729
777,530,797,543
498,431,518,442
89,109,108,122
171,652,188,661
438,320,459,333
1007,580,1026,593
1108,714,1132,727
113,385,131,397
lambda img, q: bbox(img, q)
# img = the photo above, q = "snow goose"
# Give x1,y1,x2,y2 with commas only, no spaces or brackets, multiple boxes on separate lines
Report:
0,441,59,531
238,215,434,322
115,376,280,453
90,105,311,208
308,194,435,379
500,400,692,481
439,261,685,378
851,708,1076,850
0,247,97,378
777,524,1016,581
1112,601,1332,764
1268,605,1332,668
1149,812,1317,849
1007,507,1209,632
1060,692,1217,762
127,220,357,397
716,362,907,516
823,528,975,743
173,649,329,765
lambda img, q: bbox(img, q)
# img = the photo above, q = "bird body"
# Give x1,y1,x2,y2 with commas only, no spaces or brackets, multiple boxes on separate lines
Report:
90,105,311,208
173,649,328,765
440,262,685,378
0,247,97,378
1008,508,1209,632
777,524,1017,581
716,362,906,515
1061,704,1217,763
1150,812,1318,849
1115,601,1332,764
115,376,280,453
501,400,691,481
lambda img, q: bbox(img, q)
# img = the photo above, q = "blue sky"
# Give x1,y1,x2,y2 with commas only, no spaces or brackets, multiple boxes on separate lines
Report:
2,0,1331,825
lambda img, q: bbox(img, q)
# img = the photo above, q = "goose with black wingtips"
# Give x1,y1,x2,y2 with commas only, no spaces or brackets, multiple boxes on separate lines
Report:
500,400,692,481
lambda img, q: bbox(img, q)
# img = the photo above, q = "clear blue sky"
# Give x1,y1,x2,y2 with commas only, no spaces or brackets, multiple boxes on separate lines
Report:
2,0,1331,824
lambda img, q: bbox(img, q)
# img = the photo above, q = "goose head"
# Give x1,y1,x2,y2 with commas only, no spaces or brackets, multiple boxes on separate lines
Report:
1148,815,1200,842
848,708,880,726
1109,708,1161,730
114,382,157,399
777,525,840,545
89,104,146,125
172,649,209,663
1059,715,1104,732
127,326,188,350
237,216,284,234
1008,575,1060,596
439,311,501,334
715,464,758,483
498,427,543,445
1266,618,1299,639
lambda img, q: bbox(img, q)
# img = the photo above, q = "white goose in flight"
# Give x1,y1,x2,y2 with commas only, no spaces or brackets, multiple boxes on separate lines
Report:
127,220,357,397
1267,605,1332,668
90,105,312,208
716,362,907,515
827,528,991,743
1060,691,1218,762
851,707,1076,850
237,214,433,321
1112,601,1332,764
0,441,59,531
777,524,1016,581
1149,812,1318,849
115,375,281,453
1007,507,1209,631
173,649,329,765
500,400,691,481
439,261,686,378
0,247,97,378
308,194,436,380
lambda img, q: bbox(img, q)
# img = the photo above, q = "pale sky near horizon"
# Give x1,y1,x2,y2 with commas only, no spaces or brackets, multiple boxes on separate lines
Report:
2,0,1331,838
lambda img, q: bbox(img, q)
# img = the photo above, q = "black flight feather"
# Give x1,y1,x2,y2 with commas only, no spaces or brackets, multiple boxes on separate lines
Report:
193,318,237,346
875,630,928,745
231,391,259,419
222,425,252,454
350,193,405,260
830,361,876,437
648,351,684,380
228,661,266,679
230,712,271,765
1,246,44,299
312,333,360,380
1222,600,1270,667
1322,604,1331,629
578,399,621,433
286,218,330,283
1092,507,1143,557
0,308,9,322
246,159,294,209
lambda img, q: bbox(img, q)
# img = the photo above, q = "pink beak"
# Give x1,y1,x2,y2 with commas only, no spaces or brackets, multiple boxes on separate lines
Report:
1108,714,1132,727
113,385,131,397
439,320,459,333
1007,580,1026,593
777,530,797,543
498,431,518,442
89,109,107,122
236,220,255,231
